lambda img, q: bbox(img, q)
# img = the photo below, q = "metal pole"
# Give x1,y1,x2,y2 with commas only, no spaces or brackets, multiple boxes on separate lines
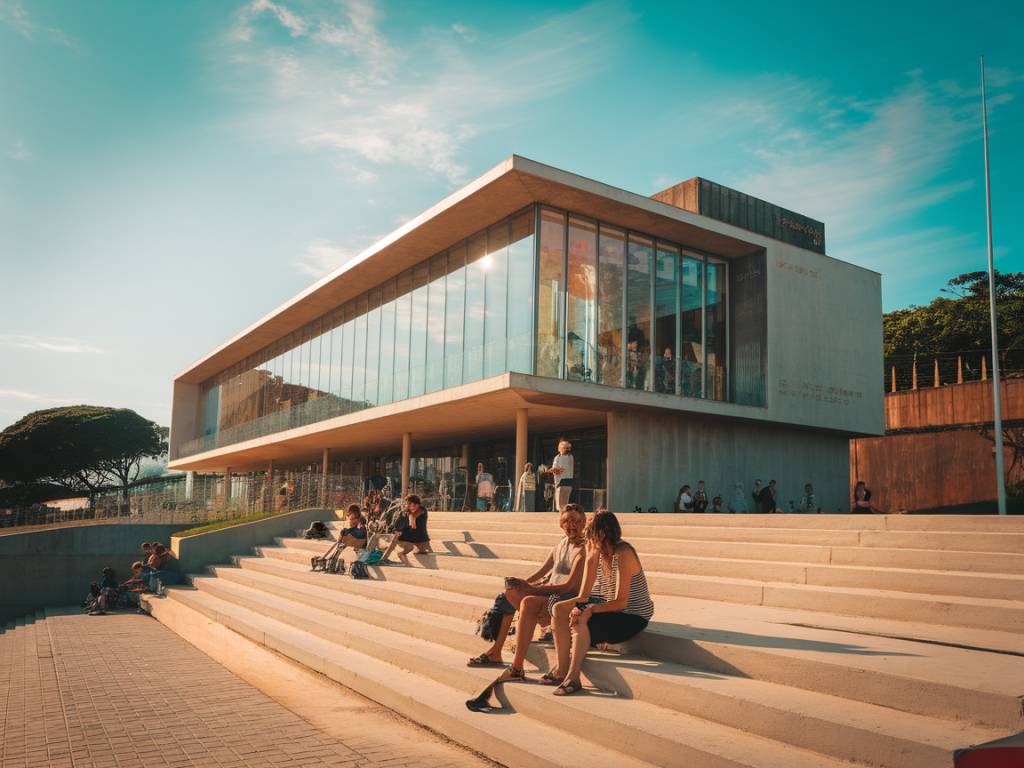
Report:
981,55,1007,515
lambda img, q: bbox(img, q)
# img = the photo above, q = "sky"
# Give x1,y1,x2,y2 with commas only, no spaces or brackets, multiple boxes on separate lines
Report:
0,0,1021,431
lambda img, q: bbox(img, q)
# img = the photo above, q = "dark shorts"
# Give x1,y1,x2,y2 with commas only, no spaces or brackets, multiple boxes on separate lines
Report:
587,612,649,646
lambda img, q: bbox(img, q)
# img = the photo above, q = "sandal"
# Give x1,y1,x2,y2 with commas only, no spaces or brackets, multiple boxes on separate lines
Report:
501,666,526,681
553,679,584,696
466,653,503,667
538,671,563,686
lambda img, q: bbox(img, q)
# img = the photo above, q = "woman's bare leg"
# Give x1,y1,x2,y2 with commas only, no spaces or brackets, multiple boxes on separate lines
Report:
565,617,591,685
551,600,574,679
511,597,548,670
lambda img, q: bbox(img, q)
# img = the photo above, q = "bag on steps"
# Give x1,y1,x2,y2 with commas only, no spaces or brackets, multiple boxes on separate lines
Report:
304,521,330,540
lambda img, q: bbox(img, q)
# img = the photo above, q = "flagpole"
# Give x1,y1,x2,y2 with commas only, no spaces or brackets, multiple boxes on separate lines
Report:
980,55,1007,515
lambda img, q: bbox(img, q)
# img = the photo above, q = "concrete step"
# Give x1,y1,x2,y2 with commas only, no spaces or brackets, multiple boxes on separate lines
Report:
428,512,1024,533
192,566,1003,768
231,555,1024,729
370,518,1024,553
284,535,1024,599
263,544,1024,632
173,580,879,768
357,524,1024,574
158,588,661,768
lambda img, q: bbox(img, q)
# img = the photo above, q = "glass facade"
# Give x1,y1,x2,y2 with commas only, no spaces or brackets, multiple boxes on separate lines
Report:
183,202,741,459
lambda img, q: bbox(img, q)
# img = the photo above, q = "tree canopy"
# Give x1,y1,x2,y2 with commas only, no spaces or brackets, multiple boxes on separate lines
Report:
0,406,167,503
884,271,1024,358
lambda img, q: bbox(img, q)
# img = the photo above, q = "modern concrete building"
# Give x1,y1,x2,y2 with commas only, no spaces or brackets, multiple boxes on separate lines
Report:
168,156,883,512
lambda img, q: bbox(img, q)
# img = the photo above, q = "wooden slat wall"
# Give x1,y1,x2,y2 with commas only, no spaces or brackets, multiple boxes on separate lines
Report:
885,378,1024,430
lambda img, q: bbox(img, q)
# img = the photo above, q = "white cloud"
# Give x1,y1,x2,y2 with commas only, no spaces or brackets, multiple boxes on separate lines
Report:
294,239,367,278
0,334,106,355
0,388,66,402
0,0,75,47
8,139,31,161
232,0,307,41
219,0,629,184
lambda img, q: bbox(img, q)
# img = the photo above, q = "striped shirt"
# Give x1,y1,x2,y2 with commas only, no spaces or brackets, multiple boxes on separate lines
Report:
590,549,654,620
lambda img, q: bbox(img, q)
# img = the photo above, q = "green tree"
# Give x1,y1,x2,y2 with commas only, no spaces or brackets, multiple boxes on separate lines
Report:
884,271,1024,358
0,406,167,507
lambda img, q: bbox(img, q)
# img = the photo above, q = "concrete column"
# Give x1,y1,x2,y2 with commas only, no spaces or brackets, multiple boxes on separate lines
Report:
184,471,195,501
320,448,330,508
223,467,232,505
461,443,471,473
265,460,275,512
515,409,529,508
401,433,412,498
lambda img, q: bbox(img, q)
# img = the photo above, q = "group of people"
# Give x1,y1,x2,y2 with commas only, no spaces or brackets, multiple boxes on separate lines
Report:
506,439,576,513
83,540,180,615
670,480,822,514
467,506,654,696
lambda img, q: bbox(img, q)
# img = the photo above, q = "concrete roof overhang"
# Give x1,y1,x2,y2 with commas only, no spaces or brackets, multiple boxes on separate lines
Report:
168,373,866,473
175,155,765,386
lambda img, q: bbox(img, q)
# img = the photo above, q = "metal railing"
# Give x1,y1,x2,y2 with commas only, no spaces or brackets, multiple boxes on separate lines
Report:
885,349,1024,393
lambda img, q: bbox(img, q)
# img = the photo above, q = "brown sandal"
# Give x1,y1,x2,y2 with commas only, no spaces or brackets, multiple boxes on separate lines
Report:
553,679,584,696
467,654,503,667
538,671,562,686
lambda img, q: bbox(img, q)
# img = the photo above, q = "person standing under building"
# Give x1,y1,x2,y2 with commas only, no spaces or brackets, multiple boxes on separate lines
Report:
761,480,778,513
551,440,574,512
515,462,537,512
799,483,820,513
693,481,708,513
475,463,495,511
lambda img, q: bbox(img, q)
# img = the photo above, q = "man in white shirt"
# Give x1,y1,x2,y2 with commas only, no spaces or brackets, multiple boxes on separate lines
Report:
551,440,574,512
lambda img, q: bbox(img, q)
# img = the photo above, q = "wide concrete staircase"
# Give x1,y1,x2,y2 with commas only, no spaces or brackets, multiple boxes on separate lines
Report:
151,512,1024,768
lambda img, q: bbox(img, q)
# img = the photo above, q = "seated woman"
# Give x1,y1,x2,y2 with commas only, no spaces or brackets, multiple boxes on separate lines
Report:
466,504,587,669
146,543,181,592
338,504,368,550
381,494,432,561
549,510,655,695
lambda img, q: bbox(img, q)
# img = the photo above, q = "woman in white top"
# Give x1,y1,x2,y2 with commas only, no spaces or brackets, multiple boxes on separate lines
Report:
551,440,574,512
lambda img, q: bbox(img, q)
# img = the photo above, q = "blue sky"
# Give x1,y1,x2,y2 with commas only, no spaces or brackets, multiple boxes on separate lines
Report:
0,0,1021,430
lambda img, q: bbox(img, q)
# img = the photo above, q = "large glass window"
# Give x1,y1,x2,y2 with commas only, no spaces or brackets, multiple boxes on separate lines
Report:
706,258,728,401
426,255,446,394
393,271,412,401
626,235,652,390
654,243,679,394
187,202,743,460
365,289,381,407
378,279,396,405
681,254,703,398
352,296,368,405
409,263,429,398
507,210,535,373
484,221,509,378
444,245,466,388
597,226,625,386
464,232,486,384
537,209,565,378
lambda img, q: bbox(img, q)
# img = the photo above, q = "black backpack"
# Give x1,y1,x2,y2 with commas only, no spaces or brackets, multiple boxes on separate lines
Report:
349,561,369,579
304,521,329,539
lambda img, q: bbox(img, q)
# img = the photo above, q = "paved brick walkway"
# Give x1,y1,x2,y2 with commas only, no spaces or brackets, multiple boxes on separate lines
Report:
0,611,490,768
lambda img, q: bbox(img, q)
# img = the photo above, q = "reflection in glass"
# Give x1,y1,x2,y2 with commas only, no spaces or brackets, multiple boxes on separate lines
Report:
365,290,380,407
507,210,535,373
349,300,364,405
378,280,396,405
597,226,624,386
340,310,355,408
463,232,486,384
394,271,412,402
409,263,428,398
681,255,703,398
706,259,727,401
536,208,565,378
654,243,679,394
626,235,652,390
426,255,446,394
566,217,596,382
444,245,466,388
484,222,509,377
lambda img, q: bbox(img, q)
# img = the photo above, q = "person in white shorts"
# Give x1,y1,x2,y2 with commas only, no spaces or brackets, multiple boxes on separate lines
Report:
551,440,574,512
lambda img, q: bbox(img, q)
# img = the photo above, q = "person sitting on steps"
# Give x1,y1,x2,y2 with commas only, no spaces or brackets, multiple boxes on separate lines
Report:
466,504,587,669
338,504,368,551
548,510,655,695
381,494,432,562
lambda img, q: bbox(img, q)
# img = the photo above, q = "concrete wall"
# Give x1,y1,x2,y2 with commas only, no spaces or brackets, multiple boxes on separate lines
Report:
0,523,190,624
608,410,851,514
766,241,884,437
885,378,1024,430
172,507,339,574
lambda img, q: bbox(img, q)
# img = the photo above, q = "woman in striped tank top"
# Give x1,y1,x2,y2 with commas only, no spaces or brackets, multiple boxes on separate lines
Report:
549,510,654,695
